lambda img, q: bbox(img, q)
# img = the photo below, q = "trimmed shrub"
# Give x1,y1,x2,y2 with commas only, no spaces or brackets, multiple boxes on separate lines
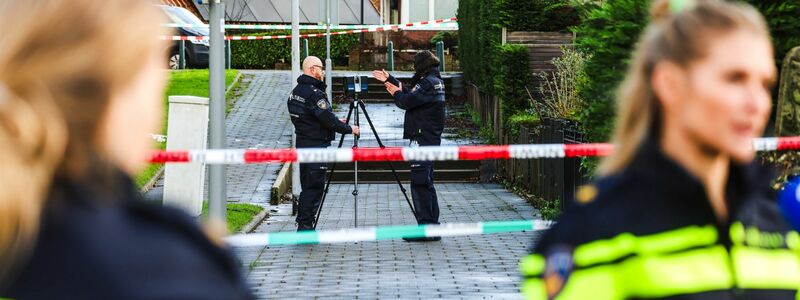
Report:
573,0,651,143
230,31,359,69
457,0,503,93
744,0,800,68
495,44,534,118
574,0,800,144
499,0,581,32
430,31,459,57
507,111,540,140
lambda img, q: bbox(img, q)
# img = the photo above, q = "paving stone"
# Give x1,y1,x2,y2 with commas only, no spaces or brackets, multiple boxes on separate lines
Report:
152,70,548,299
237,183,544,299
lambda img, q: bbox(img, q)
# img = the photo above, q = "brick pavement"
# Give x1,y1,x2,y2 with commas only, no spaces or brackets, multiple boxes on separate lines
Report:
235,183,544,299
143,70,544,298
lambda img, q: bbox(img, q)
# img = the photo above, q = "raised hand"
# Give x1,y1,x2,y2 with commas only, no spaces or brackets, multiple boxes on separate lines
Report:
384,82,402,96
372,69,389,82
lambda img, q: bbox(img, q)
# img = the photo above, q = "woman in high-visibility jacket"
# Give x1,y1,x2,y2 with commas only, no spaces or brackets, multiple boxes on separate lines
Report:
521,0,795,299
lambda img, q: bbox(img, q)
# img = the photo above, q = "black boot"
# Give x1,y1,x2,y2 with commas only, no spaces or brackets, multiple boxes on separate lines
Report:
402,236,441,242
297,223,314,231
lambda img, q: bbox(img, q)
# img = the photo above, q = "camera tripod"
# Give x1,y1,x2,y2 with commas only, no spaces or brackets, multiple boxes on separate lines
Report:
312,93,418,229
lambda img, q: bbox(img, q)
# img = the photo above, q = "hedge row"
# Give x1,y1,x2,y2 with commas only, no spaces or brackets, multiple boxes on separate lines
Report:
495,44,534,118
574,0,800,143
498,0,580,32
573,0,650,143
458,1,536,131
457,0,503,94
744,0,800,66
229,30,359,69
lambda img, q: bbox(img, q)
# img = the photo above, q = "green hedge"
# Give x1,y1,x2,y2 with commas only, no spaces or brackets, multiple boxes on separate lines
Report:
230,31,359,69
457,0,503,93
574,0,800,144
496,44,534,120
573,0,651,143
499,0,580,32
743,0,800,69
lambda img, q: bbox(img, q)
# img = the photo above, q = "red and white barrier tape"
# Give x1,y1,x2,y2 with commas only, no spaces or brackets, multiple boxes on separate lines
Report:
146,137,800,164
163,17,457,30
161,18,457,41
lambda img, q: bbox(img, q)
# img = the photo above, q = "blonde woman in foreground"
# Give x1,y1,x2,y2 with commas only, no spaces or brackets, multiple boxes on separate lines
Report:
521,0,794,299
0,1,253,298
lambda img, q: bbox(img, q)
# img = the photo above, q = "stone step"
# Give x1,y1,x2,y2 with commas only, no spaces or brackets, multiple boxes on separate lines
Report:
329,169,480,183
328,160,481,183
507,31,573,38
507,36,572,40
518,44,573,50
330,160,481,171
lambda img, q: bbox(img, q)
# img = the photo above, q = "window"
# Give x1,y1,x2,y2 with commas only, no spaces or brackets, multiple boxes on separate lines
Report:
401,0,458,23
408,0,429,23
433,0,457,20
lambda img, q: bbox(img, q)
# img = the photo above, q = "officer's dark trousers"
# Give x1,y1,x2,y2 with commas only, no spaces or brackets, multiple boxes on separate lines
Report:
296,162,327,227
410,161,439,224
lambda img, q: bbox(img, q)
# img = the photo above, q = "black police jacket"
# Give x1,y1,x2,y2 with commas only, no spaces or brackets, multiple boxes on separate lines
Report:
521,139,799,299
288,74,352,148
2,174,254,300
387,69,445,146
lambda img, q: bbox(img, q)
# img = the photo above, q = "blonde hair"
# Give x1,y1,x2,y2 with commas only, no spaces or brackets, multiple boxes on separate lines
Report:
0,0,165,283
600,0,770,175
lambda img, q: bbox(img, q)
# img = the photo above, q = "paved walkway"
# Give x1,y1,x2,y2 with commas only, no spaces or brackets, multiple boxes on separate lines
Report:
223,71,294,204
145,70,294,204
234,183,543,299
330,102,477,148
147,70,544,299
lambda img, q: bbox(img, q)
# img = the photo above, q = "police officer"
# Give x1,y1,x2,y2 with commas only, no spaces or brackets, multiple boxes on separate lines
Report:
289,56,359,231
521,0,799,299
373,50,445,242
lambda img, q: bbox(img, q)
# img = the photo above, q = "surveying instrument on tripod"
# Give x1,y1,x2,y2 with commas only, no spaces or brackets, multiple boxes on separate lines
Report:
313,75,418,229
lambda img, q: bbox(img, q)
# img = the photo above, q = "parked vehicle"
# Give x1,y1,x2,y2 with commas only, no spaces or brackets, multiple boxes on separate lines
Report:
160,5,209,69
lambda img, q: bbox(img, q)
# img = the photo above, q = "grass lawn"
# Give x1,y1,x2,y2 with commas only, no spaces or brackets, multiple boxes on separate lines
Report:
134,69,239,188
201,202,264,233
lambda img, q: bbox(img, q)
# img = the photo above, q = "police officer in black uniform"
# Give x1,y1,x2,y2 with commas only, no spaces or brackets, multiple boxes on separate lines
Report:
288,56,359,231
373,50,445,242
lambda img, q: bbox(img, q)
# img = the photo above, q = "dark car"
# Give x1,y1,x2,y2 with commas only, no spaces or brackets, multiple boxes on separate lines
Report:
160,5,209,69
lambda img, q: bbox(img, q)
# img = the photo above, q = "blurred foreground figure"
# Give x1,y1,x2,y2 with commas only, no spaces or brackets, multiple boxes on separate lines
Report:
521,0,795,299
0,1,253,299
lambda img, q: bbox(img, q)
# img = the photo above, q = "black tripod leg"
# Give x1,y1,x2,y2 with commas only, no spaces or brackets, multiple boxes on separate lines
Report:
357,101,418,221
313,101,355,229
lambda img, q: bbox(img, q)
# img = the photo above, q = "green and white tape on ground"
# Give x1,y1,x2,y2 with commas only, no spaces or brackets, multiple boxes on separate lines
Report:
225,220,551,247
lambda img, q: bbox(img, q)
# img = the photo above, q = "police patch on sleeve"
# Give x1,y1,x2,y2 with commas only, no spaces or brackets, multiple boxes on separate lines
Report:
316,99,328,110
411,84,421,92
544,245,574,299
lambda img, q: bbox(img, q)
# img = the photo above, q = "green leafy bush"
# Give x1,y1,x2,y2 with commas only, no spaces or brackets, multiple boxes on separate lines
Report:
573,0,651,143
230,31,359,69
574,0,800,144
430,31,458,49
499,0,581,32
507,111,540,140
457,0,503,93
743,0,800,69
495,44,534,118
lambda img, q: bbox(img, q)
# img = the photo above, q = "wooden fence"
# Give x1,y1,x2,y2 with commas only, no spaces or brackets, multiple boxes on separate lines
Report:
505,119,585,208
465,83,504,141
465,83,586,209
